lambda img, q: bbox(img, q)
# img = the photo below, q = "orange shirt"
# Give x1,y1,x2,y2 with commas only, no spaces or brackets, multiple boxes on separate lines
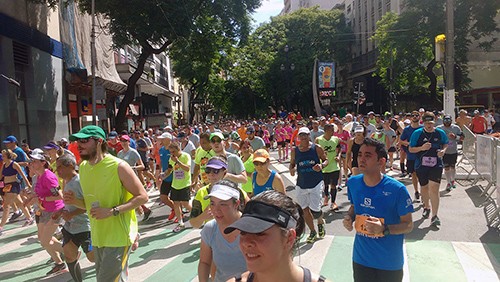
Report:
238,127,248,141
470,116,487,133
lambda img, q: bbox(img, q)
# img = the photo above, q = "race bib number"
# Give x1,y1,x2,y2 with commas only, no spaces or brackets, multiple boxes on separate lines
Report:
354,215,385,238
422,156,437,167
174,170,185,180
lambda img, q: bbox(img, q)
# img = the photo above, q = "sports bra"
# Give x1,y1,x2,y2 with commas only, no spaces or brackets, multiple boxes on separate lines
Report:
2,162,18,177
238,266,326,282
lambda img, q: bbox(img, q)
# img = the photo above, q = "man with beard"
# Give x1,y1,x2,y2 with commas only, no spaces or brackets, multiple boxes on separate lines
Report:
64,125,148,281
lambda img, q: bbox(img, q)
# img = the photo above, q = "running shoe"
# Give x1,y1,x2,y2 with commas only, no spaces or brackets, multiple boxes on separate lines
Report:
318,224,325,239
46,263,66,276
337,185,343,192
173,224,185,233
167,212,176,221
400,172,407,178
422,208,431,219
306,231,317,244
9,211,22,222
431,215,441,227
330,203,339,212
451,181,457,189
445,183,452,192
23,218,35,227
414,191,420,201
142,209,152,222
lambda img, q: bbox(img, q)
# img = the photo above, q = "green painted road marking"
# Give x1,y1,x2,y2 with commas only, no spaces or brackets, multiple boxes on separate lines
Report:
144,240,199,282
406,240,467,282
320,235,354,282
485,243,500,265
0,227,37,247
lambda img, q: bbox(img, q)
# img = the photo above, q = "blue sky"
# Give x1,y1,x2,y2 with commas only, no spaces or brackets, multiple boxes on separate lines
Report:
252,0,283,26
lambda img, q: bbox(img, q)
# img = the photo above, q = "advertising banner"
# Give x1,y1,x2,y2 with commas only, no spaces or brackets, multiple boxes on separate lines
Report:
318,62,335,91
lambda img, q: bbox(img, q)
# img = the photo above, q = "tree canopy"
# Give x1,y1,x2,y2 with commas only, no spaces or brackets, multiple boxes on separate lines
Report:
372,0,500,105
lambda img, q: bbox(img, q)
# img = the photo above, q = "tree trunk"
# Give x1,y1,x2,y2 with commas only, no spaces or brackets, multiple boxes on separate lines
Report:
114,50,150,132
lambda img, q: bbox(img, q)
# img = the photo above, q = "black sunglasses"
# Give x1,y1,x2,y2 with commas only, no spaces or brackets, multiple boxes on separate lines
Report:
205,167,223,174
77,137,99,143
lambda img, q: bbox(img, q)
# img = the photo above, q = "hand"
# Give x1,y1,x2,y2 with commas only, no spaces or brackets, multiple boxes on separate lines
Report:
343,215,354,231
449,132,456,139
63,190,76,205
312,164,322,172
51,209,63,220
421,142,432,151
90,207,112,220
62,210,74,221
437,150,445,158
289,167,296,177
364,217,384,234
171,155,179,163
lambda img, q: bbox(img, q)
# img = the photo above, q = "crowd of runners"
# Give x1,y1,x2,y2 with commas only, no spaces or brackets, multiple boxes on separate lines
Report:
0,107,497,281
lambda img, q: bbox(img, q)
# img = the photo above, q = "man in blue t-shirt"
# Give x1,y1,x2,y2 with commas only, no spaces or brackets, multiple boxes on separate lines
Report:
409,112,448,227
399,111,422,201
343,138,414,282
156,132,176,220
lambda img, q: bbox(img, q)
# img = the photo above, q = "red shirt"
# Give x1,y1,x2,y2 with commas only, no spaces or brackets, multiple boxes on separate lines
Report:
471,116,487,133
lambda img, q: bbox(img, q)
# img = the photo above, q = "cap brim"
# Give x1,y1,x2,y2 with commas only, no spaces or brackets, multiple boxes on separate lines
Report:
203,191,233,201
69,132,92,142
253,157,268,163
205,164,225,170
224,216,275,234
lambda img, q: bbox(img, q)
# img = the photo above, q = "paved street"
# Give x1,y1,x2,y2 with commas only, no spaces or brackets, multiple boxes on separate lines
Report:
0,152,499,281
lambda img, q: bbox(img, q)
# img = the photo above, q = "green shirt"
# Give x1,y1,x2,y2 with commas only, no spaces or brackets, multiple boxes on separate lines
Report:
169,152,192,189
194,147,216,185
242,155,255,193
317,135,340,173
79,154,138,247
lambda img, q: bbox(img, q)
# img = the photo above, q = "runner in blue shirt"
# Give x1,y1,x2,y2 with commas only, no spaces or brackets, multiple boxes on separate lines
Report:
343,138,414,282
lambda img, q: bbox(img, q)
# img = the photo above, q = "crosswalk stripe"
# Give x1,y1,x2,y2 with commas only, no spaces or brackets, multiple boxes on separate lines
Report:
452,241,499,282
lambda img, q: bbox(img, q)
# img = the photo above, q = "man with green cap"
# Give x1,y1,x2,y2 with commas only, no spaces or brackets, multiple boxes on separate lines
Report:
63,125,148,281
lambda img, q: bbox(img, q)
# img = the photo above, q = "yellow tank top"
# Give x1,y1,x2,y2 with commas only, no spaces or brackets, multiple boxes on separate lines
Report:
79,154,138,247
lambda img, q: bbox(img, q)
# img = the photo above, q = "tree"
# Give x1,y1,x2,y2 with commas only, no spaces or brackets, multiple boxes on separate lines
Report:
219,7,353,117
32,0,260,129
373,0,500,105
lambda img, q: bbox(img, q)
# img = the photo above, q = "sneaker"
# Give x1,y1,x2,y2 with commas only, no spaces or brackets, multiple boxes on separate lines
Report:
431,215,441,226
167,212,176,221
422,208,431,219
445,183,452,192
142,209,152,222
23,218,35,227
330,203,339,212
414,191,420,201
318,224,325,238
451,181,457,189
400,172,407,177
306,231,317,244
337,185,343,192
46,263,66,276
173,224,185,233
9,211,22,222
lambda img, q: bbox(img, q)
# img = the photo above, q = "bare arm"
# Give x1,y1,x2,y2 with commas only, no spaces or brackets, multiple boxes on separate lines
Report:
198,240,213,282
224,170,247,184
272,173,286,194
14,162,31,188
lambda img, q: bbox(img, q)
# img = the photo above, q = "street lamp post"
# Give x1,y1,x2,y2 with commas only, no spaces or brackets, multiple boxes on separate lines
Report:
280,45,295,111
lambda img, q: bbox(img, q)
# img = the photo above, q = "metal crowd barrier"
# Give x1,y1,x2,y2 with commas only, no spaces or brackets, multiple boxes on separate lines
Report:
456,125,499,227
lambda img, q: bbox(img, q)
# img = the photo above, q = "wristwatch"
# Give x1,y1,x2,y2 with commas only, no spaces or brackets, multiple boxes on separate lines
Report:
383,225,390,236
112,206,120,216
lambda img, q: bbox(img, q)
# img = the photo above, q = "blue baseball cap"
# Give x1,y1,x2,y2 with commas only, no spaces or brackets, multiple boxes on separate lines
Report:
3,136,17,144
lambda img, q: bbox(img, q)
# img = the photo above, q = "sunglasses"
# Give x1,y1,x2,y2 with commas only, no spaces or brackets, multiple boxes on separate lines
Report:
253,161,267,166
411,114,420,117
77,137,99,143
205,167,223,174
210,138,222,143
